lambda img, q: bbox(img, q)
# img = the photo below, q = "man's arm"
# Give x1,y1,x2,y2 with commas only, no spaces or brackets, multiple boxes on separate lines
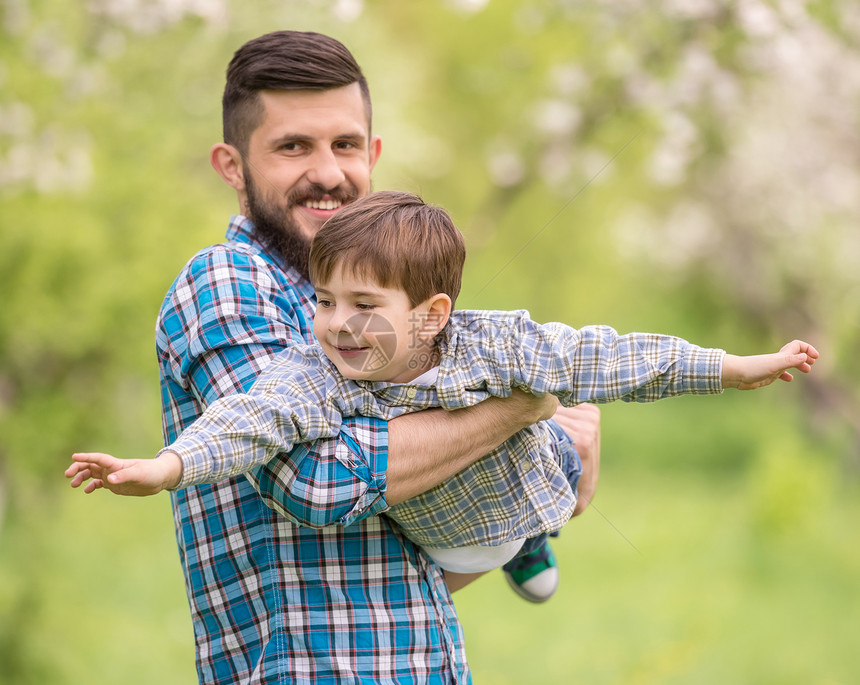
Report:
383,390,559,506
66,396,563,502
167,246,566,528
251,389,560,526
441,401,600,594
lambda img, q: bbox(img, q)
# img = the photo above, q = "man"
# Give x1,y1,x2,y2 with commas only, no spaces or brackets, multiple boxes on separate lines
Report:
159,30,600,684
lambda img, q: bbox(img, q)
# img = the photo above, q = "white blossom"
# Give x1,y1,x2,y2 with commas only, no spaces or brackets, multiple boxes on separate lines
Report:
331,0,364,22
532,99,581,137
445,0,491,14
486,146,526,187
86,0,228,33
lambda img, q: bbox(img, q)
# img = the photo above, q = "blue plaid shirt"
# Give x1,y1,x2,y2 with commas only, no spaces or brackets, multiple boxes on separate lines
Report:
158,216,468,685
169,311,724,551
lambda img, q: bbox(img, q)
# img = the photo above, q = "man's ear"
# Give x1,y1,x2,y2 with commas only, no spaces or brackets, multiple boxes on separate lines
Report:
210,143,245,191
368,135,382,173
417,293,452,339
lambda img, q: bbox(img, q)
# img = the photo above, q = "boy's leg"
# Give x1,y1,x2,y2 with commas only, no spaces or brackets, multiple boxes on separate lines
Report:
502,532,558,602
503,424,583,603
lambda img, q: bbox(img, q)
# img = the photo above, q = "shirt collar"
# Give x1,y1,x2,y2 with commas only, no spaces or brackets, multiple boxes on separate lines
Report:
225,214,265,250
225,214,313,296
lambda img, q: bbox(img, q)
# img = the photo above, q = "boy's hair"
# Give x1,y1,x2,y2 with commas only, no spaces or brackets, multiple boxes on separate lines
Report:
223,31,372,155
310,191,466,308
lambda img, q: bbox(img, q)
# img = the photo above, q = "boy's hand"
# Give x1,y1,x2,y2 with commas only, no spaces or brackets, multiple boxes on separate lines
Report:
721,340,819,391
64,451,183,496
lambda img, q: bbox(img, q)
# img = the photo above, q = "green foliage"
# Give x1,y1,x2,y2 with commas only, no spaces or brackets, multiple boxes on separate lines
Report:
1,0,857,682
746,436,834,539
457,469,860,685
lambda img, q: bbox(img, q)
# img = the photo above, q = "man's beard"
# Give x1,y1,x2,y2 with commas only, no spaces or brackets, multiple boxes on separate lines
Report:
244,171,360,280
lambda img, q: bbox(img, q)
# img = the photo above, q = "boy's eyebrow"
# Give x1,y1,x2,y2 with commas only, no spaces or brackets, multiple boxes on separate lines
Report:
315,285,385,299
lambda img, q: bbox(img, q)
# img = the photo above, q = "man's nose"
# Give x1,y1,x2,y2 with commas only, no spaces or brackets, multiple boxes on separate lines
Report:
306,148,346,190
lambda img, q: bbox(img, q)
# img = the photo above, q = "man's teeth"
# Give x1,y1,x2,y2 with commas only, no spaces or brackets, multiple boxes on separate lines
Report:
303,199,342,210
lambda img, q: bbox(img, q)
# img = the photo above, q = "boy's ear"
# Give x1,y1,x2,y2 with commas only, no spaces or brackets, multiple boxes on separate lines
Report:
417,294,452,339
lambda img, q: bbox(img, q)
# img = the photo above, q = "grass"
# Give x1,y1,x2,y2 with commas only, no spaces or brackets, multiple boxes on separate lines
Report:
455,468,860,685
2,465,857,684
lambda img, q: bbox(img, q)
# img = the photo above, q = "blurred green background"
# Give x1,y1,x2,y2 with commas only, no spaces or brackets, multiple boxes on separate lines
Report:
2,1,859,683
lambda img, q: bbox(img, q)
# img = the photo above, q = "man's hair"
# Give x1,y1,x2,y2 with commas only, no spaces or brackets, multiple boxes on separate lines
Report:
223,31,371,155
310,191,466,308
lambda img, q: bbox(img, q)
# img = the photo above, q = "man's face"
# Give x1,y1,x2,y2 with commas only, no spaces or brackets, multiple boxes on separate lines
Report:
242,84,381,274
313,265,428,384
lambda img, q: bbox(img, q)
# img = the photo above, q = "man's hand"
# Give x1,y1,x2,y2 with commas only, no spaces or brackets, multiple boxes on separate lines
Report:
65,451,183,496
552,402,600,516
721,340,819,390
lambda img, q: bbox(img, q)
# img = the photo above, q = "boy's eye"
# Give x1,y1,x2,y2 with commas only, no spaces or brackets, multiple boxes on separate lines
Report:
355,303,375,311
317,299,333,308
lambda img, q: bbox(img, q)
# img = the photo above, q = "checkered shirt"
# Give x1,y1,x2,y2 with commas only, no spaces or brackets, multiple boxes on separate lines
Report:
169,308,724,549
158,216,470,685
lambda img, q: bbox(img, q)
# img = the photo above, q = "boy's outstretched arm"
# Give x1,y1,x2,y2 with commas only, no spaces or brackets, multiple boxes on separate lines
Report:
721,340,819,390
65,451,183,496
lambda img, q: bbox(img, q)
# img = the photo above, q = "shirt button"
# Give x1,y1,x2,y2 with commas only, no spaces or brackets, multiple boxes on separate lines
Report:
406,387,417,399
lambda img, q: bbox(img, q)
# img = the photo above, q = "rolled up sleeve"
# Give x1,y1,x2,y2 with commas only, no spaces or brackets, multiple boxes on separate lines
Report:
251,415,389,528
165,245,390,528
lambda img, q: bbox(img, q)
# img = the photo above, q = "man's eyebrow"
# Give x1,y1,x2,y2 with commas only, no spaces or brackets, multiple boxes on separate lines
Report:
336,132,367,143
268,133,312,148
268,132,368,148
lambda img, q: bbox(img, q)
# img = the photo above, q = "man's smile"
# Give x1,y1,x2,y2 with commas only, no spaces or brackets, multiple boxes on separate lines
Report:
302,198,343,210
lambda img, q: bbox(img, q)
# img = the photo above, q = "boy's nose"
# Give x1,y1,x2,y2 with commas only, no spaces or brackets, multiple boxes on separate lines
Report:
327,307,354,334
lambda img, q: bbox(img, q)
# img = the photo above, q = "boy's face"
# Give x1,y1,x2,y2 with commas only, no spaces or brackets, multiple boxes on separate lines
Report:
313,265,432,383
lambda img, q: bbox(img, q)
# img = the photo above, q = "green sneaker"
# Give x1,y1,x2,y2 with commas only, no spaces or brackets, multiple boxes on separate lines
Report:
502,540,559,603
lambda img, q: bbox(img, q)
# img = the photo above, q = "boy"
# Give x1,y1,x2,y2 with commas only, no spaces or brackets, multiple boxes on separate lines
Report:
67,191,818,576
